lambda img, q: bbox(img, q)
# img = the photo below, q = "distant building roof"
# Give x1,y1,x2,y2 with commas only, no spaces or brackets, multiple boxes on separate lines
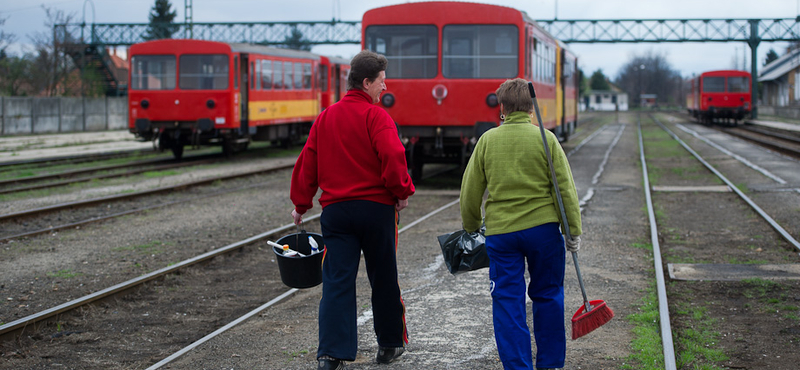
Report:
759,48,800,82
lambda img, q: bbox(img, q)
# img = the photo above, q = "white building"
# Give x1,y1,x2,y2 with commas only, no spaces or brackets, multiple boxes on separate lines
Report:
581,90,629,111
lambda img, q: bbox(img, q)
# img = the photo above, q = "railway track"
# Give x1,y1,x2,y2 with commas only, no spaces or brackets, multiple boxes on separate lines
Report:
720,124,800,158
0,154,220,195
0,195,459,369
0,160,295,242
638,113,800,369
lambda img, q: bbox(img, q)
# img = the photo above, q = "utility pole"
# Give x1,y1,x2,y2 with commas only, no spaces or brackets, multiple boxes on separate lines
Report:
185,0,193,39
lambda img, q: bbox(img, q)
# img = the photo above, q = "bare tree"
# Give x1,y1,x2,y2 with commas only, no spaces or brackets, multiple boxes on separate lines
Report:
614,50,683,108
0,14,15,58
29,6,79,96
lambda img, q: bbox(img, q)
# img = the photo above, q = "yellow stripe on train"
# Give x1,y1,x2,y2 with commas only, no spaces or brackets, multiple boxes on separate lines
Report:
248,99,320,121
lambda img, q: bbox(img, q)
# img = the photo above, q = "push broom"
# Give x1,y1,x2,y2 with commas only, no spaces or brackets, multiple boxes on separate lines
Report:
527,82,614,339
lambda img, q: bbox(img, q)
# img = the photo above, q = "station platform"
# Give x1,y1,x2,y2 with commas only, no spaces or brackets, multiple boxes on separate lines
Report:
0,130,153,164
747,118,800,132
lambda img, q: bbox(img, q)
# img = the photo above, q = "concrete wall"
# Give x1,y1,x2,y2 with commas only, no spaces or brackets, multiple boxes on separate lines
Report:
758,105,800,120
1,97,127,135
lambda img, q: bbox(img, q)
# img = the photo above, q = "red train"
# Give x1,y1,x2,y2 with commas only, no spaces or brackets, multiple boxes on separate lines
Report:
362,1,579,179
686,70,752,125
128,39,350,158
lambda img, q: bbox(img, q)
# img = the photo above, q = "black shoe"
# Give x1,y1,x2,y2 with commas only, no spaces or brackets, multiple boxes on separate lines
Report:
318,356,347,370
376,346,404,364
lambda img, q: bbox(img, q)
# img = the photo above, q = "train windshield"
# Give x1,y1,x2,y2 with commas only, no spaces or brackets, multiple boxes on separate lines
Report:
728,76,749,92
443,25,518,79
702,77,725,93
365,25,438,79
179,55,229,90
130,55,176,90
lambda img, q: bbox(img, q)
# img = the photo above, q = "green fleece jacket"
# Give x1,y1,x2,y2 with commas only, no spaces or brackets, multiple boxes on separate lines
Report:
460,111,582,237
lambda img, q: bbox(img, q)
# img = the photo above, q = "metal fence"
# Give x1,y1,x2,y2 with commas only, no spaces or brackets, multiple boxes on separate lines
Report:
0,97,127,135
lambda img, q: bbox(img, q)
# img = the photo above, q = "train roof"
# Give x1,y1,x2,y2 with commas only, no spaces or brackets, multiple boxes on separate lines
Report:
228,43,320,60
130,39,321,61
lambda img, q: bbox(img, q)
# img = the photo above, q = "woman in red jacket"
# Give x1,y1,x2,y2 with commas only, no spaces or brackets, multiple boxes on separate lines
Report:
290,50,415,370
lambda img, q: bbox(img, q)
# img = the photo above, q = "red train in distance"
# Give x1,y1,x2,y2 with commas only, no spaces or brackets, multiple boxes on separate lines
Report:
128,39,350,158
362,1,579,180
686,70,752,125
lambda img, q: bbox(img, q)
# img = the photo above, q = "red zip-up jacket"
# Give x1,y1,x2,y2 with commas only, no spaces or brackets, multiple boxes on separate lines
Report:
291,89,415,214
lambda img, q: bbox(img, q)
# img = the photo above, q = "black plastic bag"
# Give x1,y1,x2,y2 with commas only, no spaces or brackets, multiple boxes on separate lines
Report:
437,227,490,275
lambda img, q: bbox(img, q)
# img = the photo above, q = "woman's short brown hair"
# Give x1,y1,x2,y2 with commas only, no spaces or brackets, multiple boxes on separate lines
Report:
496,78,533,115
347,50,388,90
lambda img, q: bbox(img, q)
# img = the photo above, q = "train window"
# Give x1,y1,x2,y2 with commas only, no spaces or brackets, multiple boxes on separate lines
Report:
294,63,303,89
261,60,272,90
131,55,176,90
273,61,283,89
365,25,437,79
702,77,725,93
303,63,312,89
179,54,229,90
728,76,749,92
254,61,260,90
284,62,294,90
442,25,517,79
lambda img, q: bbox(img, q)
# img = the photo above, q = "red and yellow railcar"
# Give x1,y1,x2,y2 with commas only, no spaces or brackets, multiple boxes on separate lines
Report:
362,1,578,179
686,70,751,125
128,39,349,158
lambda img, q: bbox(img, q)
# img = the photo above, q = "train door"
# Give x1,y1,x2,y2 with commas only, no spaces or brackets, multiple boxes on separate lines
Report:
334,65,342,101
240,55,249,129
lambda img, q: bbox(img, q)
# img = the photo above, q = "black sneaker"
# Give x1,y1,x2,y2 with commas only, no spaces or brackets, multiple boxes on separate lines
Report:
376,346,405,364
318,356,347,370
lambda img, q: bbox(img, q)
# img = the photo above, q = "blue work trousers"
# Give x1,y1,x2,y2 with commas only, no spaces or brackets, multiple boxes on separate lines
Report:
317,200,407,361
487,222,566,370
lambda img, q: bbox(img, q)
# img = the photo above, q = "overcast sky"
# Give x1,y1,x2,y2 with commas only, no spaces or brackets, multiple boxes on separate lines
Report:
1,0,797,80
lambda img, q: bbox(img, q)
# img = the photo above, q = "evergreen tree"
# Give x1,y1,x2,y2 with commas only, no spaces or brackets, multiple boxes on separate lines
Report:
763,48,779,66
143,0,179,40
282,27,312,51
589,69,611,91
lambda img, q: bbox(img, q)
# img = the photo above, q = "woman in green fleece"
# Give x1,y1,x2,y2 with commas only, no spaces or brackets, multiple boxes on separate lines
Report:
460,78,582,370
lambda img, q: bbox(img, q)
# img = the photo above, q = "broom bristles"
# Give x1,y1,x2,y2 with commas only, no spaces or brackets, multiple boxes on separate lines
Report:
571,299,614,340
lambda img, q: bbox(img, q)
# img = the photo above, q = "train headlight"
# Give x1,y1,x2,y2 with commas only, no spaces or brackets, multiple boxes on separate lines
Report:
381,93,395,108
206,99,216,109
141,99,150,109
486,93,499,107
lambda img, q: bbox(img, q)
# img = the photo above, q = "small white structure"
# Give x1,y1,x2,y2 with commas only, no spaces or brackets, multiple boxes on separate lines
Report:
581,90,628,111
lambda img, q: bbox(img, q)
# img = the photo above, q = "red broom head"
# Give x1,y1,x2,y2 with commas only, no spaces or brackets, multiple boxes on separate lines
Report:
571,299,614,340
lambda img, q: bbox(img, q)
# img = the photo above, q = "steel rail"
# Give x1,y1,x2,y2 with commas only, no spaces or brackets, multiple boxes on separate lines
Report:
720,127,800,159
0,162,294,222
0,156,179,187
0,158,218,195
0,178,281,243
652,116,800,252
637,117,678,370
0,214,321,339
0,148,154,169
145,198,461,370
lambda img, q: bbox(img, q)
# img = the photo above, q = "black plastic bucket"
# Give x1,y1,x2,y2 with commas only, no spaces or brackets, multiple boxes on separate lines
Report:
273,232,325,289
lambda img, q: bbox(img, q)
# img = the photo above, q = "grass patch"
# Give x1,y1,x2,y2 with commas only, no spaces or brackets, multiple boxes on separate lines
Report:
623,281,664,369
112,240,170,254
141,169,181,178
47,269,83,279
672,303,729,369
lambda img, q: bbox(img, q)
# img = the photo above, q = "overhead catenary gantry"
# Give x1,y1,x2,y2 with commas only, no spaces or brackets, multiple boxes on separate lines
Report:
58,17,800,113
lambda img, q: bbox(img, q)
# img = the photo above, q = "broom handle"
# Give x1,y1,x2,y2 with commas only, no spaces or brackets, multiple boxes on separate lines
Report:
528,82,592,313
